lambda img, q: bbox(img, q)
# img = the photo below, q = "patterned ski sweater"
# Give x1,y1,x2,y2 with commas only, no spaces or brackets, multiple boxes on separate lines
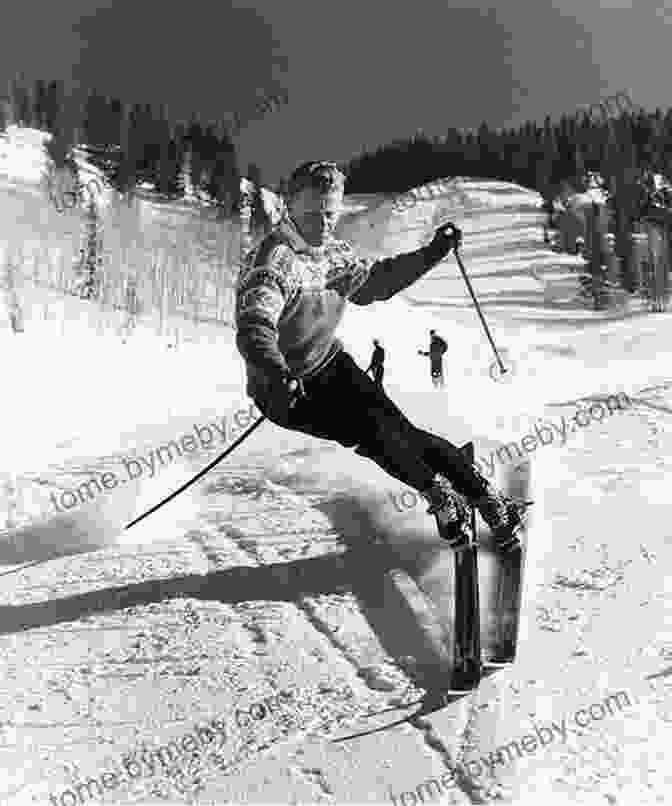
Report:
235,217,440,404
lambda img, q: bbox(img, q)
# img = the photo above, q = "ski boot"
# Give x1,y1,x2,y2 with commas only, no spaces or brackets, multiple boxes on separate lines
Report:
471,471,532,553
422,474,472,550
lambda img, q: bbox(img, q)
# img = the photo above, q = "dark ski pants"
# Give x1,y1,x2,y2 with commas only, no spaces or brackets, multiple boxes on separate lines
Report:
371,365,384,387
431,371,444,388
259,350,487,500
430,358,444,386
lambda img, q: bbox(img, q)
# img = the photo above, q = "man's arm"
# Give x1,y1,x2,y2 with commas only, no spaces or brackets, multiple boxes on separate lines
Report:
235,245,296,380
349,223,461,306
349,246,438,305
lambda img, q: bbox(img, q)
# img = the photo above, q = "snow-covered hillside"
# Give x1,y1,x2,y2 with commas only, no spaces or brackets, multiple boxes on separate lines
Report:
1,132,671,805
0,144,668,526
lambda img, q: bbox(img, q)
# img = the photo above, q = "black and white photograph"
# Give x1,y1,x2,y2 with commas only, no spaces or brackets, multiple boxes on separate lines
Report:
0,1,671,804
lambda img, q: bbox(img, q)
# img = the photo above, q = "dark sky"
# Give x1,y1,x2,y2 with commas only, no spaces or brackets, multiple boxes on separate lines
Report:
2,0,670,185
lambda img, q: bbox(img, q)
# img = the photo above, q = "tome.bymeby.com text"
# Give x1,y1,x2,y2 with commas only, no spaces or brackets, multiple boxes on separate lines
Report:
50,403,260,514
48,689,295,805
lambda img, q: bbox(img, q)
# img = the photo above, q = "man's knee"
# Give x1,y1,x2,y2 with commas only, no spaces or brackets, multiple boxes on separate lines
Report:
354,440,378,459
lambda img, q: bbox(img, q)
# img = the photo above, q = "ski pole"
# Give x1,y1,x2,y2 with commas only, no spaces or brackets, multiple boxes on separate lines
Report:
125,414,267,530
128,191,271,530
452,247,508,377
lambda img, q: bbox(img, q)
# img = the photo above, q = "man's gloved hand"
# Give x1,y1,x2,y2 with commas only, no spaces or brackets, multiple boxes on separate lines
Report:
425,222,463,263
264,375,303,426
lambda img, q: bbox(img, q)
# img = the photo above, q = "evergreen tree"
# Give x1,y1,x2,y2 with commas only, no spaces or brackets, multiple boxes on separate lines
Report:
33,79,48,129
535,126,559,199
31,80,73,170
601,118,642,292
77,195,103,299
134,103,156,185
186,119,204,192
83,90,103,147
114,102,146,196
206,133,239,212
199,124,220,192
81,89,117,177
44,80,62,133
108,98,124,150
114,100,134,194
155,106,182,197
11,76,32,126
572,146,587,193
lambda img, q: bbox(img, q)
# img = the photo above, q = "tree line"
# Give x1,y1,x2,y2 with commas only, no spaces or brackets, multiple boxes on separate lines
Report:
343,96,672,294
0,76,272,215
3,78,672,301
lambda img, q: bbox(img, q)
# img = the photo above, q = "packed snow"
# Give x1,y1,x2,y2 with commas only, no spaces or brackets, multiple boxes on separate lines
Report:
0,126,671,805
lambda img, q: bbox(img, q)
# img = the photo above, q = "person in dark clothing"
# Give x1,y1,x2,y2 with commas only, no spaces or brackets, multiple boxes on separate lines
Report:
366,339,385,386
418,329,447,387
235,161,526,552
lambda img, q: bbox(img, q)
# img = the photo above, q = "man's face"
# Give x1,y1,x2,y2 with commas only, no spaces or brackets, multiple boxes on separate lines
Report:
289,186,343,247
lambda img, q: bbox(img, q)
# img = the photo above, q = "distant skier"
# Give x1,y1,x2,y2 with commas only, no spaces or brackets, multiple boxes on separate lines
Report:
418,329,447,388
235,161,527,552
366,339,385,387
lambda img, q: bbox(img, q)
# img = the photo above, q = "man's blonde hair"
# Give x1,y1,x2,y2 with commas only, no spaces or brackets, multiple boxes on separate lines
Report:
287,161,346,199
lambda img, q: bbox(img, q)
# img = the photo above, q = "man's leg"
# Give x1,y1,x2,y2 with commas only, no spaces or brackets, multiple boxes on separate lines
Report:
431,359,442,387
283,353,478,490
401,423,526,551
264,351,524,550
269,352,473,545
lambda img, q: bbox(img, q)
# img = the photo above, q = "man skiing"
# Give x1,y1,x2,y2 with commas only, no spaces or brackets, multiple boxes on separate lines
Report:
366,339,385,387
235,161,526,551
418,329,447,388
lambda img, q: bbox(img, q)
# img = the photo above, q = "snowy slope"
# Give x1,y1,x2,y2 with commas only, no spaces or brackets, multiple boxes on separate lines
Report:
338,176,661,434
0,125,112,207
0,123,668,516
0,137,671,804
1,154,669,532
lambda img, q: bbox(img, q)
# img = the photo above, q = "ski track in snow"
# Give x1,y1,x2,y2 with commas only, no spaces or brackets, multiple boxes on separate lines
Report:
0,147,671,803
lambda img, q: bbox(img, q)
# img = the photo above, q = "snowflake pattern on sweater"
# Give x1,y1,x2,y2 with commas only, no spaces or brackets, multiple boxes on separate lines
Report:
235,234,373,327
235,216,434,397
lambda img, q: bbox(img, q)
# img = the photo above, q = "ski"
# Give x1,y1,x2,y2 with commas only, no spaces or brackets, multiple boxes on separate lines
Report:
482,461,532,667
331,447,534,743
451,442,482,689
330,686,478,743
